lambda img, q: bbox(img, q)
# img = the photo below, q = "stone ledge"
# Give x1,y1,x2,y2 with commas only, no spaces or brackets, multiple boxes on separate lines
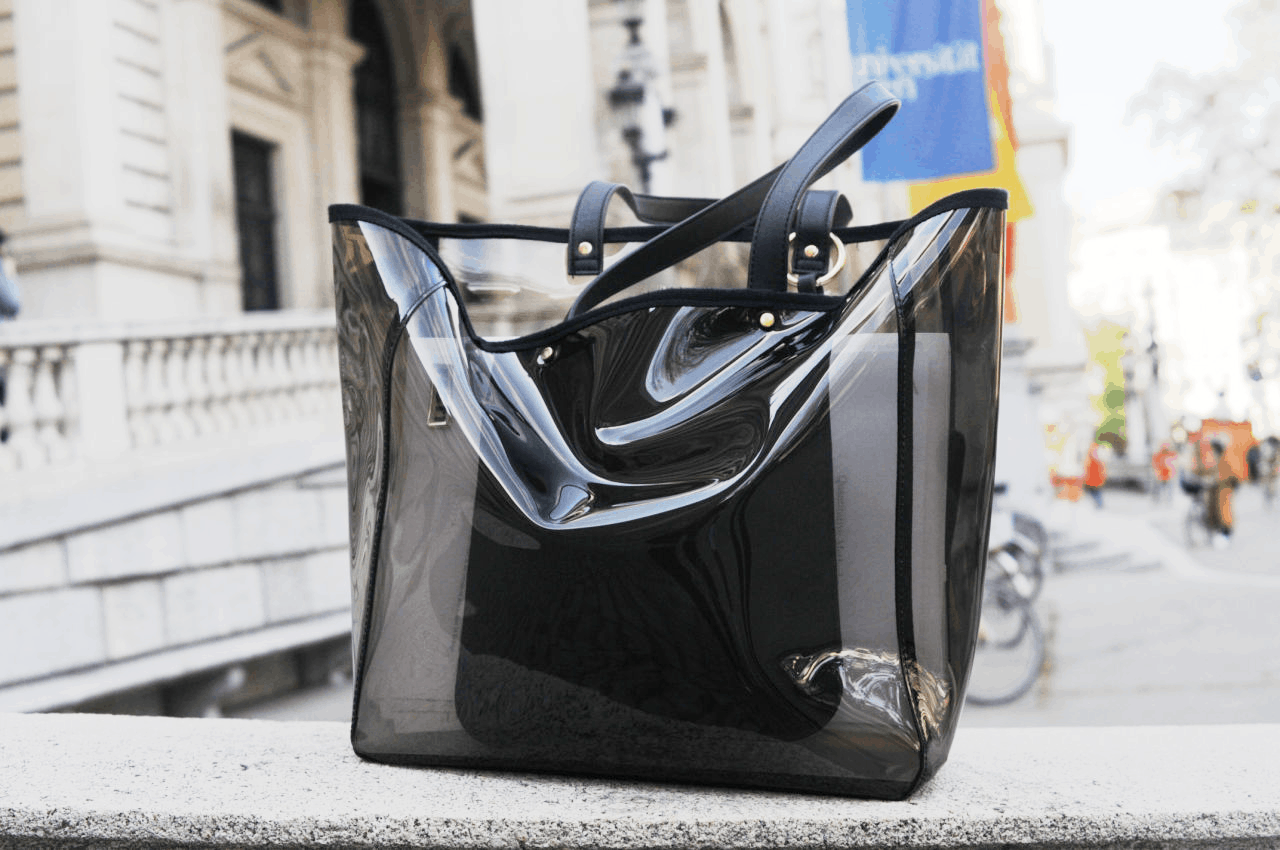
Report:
1,715,1277,849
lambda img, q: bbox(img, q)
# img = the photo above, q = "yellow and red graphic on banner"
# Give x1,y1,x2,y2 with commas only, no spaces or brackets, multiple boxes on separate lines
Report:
905,0,1031,321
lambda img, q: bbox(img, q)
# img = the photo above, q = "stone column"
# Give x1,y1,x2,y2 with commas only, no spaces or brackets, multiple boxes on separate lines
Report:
470,0,600,225
306,0,363,306
664,0,735,197
12,0,233,319
413,94,460,224
164,0,241,315
398,1,455,223
11,0,122,310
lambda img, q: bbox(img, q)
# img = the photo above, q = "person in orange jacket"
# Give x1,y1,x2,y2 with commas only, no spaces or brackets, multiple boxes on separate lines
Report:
1152,443,1177,502
1084,443,1107,508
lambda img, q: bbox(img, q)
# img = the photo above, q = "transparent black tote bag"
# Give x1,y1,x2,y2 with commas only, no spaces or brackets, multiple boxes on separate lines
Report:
331,83,1007,798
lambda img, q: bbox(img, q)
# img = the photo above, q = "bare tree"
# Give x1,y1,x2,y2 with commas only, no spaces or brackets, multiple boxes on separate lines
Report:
1128,0,1280,398
1127,0,1280,296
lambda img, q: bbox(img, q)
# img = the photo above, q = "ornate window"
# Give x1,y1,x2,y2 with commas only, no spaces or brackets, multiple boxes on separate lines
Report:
349,0,403,215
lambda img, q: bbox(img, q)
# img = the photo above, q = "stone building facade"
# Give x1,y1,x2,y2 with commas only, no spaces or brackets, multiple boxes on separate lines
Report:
0,0,1072,715
1,0,915,325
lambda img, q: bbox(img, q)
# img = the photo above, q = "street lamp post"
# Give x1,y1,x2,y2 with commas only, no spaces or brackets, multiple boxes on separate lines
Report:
606,0,675,193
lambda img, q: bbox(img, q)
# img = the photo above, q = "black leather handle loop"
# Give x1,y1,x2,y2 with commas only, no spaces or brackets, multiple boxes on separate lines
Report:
568,182,719,276
567,83,898,319
791,190,852,292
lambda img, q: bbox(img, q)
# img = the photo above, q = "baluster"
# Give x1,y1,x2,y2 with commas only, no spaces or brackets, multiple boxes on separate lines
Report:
290,331,311,417
278,331,302,421
146,338,176,446
224,332,252,430
325,329,340,381
163,337,196,440
124,339,152,447
241,332,267,425
0,348,16,471
300,330,324,415
53,345,79,462
184,336,214,436
32,346,72,464
5,347,44,468
203,334,232,433
270,331,289,420
261,332,288,423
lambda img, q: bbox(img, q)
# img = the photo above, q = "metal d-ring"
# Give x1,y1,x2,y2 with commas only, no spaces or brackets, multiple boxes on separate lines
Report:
786,232,847,287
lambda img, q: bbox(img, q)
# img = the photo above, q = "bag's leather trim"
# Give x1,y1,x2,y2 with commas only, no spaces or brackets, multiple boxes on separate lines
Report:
330,201,987,247
327,188,1007,355
888,261,927,794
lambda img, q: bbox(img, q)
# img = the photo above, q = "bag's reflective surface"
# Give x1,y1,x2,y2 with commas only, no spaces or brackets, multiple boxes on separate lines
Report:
333,193,1004,798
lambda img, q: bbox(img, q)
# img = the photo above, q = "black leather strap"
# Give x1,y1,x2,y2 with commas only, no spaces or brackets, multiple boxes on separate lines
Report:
567,83,898,319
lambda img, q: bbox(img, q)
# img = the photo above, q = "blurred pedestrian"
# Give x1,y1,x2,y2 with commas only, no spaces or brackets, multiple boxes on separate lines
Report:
0,228,19,423
1152,443,1177,502
0,229,17,322
1084,442,1107,508
1261,436,1279,507
1196,438,1238,548
1246,442,1261,482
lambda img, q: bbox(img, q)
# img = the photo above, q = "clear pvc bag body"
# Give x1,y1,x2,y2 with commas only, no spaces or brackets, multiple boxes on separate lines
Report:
332,192,1005,798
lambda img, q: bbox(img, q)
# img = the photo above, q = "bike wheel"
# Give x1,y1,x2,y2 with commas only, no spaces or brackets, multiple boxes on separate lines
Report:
1184,502,1211,548
1012,547,1045,602
966,585,1045,707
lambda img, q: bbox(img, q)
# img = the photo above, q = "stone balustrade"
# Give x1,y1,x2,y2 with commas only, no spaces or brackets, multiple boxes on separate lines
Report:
0,311,340,472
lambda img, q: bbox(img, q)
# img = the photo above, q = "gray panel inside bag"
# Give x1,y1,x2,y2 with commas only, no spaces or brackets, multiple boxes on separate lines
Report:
909,334,954,734
354,331,477,750
821,333,950,775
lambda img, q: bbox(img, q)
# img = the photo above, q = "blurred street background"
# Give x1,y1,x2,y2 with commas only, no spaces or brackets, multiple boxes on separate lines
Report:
0,0,1275,725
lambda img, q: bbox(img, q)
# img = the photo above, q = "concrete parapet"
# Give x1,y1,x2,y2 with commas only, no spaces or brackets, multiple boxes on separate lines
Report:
1,714,1277,849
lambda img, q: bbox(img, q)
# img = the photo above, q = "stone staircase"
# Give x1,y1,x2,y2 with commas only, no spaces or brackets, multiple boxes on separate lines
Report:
1041,495,1173,575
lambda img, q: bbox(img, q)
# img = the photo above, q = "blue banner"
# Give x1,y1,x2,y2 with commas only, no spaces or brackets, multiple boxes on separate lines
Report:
847,0,993,182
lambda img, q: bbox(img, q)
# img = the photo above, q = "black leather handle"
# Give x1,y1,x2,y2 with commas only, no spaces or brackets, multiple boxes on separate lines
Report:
747,84,898,292
567,83,898,319
567,183,850,278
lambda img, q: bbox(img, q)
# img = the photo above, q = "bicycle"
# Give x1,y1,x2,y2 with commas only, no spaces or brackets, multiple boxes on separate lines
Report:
966,530,1047,707
1009,511,1049,601
1181,477,1212,547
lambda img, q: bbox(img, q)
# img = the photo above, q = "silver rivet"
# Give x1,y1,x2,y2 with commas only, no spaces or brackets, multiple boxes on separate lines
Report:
759,312,776,330
537,346,556,364
803,244,820,258
577,241,593,256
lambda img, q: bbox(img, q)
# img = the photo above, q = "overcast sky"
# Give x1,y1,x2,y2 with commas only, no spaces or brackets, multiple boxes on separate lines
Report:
1040,0,1239,222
